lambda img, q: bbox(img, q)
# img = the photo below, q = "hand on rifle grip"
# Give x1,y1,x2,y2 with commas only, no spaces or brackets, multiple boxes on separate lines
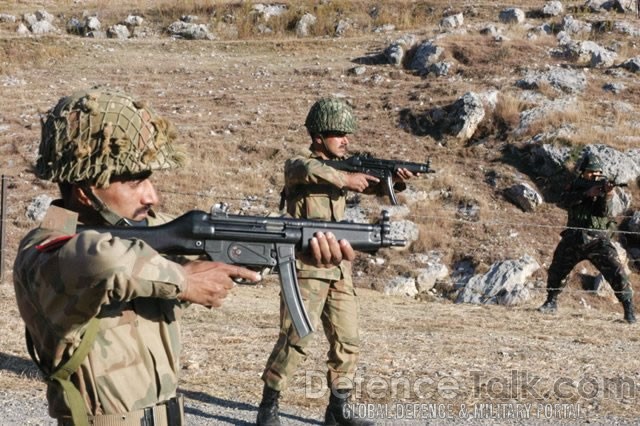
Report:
179,260,260,307
233,267,267,285
343,172,379,192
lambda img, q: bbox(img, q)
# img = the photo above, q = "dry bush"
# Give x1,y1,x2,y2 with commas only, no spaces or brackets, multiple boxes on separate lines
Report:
555,92,640,150
128,0,218,24
535,80,562,99
521,103,582,139
370,1,440,30
412,218,453,256
60,0,457,39
493,92,526,132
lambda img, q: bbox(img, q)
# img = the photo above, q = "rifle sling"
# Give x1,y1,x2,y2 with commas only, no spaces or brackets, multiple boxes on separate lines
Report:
26,317,100,426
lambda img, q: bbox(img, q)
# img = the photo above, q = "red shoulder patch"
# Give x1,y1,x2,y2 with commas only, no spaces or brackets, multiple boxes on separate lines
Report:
36,235,75,253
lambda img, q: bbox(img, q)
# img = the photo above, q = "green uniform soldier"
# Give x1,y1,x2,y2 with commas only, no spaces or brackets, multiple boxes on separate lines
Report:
538,153,636,323
13,88,276,426
257,98,415,426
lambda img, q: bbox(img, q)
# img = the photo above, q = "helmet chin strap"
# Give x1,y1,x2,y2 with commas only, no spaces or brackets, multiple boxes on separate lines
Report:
317,134,338,159
80,185,148,227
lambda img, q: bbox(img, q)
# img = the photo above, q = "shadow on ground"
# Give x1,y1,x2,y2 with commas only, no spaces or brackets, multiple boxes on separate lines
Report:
0,352,41,379
180,388,322,425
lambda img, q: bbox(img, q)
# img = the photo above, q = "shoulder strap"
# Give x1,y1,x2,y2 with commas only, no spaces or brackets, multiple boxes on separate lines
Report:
26,318,101,426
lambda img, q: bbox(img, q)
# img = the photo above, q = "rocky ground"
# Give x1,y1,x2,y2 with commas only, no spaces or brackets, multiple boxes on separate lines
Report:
2,1,640,425
3,283,640,425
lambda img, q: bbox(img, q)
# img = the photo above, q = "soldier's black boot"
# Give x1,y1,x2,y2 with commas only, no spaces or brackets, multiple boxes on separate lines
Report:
324,389,374,426
256,384,281,426
622,299,636,324
538,292,558,314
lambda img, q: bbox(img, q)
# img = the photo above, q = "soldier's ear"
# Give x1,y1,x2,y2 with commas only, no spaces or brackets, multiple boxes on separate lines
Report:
74,185,94,208
310,134,325,150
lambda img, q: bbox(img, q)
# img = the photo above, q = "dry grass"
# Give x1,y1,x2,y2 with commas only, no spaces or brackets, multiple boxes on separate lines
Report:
0,38,77,74
521,104,582,138
493,92,527,132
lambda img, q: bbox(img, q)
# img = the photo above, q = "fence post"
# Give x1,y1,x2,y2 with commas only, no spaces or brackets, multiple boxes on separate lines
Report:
0,175,7,284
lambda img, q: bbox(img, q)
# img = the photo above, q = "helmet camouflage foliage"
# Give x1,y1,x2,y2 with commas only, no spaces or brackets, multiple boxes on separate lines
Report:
579,153,604,172
304,97,357,135
36,88,185,188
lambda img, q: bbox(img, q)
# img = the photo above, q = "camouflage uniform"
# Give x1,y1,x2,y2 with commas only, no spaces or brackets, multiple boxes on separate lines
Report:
13,88,189,424
540,155,635,322
262,152,360,391
13,205,187,423
257,98,392,426
258,97,381,426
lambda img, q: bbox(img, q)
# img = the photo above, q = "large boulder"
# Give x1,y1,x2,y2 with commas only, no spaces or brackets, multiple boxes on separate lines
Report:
456,255,540,305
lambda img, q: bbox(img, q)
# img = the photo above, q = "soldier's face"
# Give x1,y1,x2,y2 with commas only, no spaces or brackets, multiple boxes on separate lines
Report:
583,170,603,181
317,132,349,159
92,176,160,221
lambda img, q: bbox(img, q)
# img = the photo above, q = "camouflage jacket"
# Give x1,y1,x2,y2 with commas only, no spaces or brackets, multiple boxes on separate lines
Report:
283,152,351,281
564,177,615,228
562,176,615,239
13,203,188,418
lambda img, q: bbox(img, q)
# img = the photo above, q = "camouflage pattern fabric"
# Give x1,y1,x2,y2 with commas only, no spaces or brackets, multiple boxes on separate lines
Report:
263,151,360,391
304,98,357,135
564,177,615,232
547,231,632,301
546,177,632,302
37,88,185,188
262,276,360,391
578,153,604,172
13,204,188,419
283,152,349,280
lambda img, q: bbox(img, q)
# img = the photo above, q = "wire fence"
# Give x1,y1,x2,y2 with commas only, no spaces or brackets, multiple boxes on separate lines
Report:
1,173,639,297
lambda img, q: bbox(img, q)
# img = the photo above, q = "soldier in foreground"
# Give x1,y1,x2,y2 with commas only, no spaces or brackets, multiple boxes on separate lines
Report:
257,98,415,426
538,153,636,323
13,88,351,426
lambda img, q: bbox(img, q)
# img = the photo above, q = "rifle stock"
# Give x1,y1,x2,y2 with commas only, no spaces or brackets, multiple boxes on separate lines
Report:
78,209,406,338
321,154,435,205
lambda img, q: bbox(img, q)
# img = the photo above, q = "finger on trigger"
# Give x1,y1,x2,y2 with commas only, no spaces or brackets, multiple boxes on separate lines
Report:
237,267,261,283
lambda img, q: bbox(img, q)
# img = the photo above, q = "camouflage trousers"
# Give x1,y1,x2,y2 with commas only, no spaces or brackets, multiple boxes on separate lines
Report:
547,233,632,302
261,276,360,392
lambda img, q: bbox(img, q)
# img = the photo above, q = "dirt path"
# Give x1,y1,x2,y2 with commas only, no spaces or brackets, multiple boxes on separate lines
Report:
179,282,640,424
3,280,639,424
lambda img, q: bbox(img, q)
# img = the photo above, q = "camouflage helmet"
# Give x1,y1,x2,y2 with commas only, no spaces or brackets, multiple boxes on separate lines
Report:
304,97,357,135
36,88,185,188
579,153,604,172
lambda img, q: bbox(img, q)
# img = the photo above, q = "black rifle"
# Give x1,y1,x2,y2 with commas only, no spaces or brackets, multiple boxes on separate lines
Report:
598,176,628,189
574,176,629,195
321,154,435,205
78,208,405,338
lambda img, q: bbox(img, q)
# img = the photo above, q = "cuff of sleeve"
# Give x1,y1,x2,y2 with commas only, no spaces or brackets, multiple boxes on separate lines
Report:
147,261,188,299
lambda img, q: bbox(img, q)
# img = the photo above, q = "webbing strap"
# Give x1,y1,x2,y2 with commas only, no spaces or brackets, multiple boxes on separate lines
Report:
26,318,101,426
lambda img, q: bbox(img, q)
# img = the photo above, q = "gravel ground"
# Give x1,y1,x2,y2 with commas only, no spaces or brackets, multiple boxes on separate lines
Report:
3,285,640,426
2,391,635,426
0,390,324,426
